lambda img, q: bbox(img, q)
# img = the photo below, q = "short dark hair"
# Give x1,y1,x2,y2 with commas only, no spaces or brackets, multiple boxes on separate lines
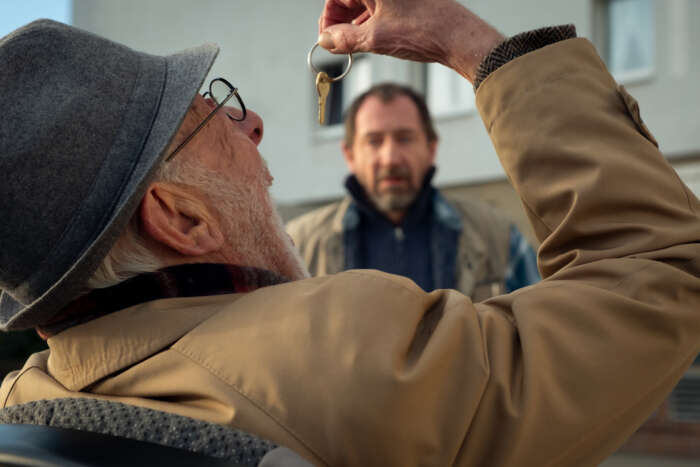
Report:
343,82,438,147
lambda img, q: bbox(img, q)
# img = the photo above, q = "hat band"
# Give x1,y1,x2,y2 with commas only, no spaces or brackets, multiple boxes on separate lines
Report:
8,55,167,306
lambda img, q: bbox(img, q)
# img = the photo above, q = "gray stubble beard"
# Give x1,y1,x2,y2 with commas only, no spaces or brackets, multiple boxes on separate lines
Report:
371,189,417,215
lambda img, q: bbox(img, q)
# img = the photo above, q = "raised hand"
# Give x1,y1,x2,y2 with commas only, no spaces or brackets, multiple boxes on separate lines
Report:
317,0,504,83
318,0,446,62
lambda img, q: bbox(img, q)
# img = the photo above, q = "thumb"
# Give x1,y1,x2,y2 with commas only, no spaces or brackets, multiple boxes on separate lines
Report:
318,23,369,54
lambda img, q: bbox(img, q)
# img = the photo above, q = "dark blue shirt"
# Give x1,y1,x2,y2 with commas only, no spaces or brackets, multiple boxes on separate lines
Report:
347,174,437,292
342,169,540,293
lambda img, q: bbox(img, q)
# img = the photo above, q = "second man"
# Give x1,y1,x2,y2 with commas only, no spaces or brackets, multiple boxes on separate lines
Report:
287,83,539,300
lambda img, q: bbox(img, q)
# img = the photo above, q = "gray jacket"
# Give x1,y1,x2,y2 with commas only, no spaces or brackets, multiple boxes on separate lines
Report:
287,191,512,301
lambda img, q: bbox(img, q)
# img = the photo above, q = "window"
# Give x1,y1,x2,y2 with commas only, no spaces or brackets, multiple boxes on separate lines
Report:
601,0,654,81
316,55,371,127
425,62,475,118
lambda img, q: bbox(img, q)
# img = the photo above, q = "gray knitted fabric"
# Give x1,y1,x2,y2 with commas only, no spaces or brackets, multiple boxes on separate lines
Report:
0,398,276,466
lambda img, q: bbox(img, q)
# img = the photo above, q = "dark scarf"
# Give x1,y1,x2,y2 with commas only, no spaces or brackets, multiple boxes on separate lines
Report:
344,167,437,227
36,263,288,339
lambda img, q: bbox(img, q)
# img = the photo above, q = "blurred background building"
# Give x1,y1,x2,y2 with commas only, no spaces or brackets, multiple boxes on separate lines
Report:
1,0,698,464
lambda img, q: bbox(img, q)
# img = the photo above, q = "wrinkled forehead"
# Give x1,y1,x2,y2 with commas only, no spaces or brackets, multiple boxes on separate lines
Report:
355,95,424,135
179,95,210,134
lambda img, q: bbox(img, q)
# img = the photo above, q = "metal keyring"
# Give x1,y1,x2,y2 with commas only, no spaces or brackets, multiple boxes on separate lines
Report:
307,42,353,82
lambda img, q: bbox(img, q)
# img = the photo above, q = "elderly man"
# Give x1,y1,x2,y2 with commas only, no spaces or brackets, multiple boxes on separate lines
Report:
287,82,539,300
1,0,700,465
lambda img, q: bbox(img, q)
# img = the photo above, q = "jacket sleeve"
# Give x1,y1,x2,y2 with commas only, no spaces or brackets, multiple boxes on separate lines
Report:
474,24,577,89
459,37,700,466
161,36,700,467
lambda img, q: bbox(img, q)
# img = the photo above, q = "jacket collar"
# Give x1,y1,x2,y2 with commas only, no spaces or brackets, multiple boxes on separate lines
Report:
43,263,288,391
344,167,437,228
432,192,463,231
46,293,241,391
342,167,462,232
37,263,288,339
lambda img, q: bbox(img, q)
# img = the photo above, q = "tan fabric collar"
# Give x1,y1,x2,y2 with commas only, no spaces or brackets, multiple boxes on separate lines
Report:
45,294,240,391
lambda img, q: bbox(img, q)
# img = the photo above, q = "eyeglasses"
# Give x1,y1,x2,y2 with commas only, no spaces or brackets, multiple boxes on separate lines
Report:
165,77,247,162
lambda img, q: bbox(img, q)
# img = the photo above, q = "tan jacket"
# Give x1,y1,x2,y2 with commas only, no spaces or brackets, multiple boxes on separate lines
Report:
286,193,512,300
4,39,700,467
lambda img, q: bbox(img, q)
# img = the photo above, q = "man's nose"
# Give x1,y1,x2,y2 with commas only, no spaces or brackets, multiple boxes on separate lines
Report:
227,106,264,146
378,139,402,165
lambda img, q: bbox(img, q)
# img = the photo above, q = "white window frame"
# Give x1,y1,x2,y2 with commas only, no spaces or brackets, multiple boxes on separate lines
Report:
315,55,372,140
425,62,476,119
601,0,655,84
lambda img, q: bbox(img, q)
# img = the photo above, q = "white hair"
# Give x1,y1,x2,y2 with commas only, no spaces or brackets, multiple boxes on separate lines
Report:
86,159,188,289
87,153,309,290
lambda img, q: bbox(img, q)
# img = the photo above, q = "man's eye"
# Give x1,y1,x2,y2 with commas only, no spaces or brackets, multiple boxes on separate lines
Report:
367,138,382,147
396,133,415,144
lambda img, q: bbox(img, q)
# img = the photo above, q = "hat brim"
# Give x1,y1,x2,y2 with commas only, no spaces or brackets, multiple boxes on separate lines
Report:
0,44,219,330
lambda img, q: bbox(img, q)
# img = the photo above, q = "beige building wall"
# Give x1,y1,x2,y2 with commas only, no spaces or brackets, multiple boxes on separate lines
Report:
70,0,699,249
71,0,700,220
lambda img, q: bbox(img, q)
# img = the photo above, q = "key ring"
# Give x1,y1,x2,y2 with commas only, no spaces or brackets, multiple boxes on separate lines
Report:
307,42,353,82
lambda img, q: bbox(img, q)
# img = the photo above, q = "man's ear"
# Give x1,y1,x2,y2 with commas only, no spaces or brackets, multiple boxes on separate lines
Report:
342,142,356,173
428,139,438,165
139,182,225,257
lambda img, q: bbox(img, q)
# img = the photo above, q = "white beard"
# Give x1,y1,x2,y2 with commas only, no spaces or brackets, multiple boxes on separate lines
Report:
183,163,309,281
229,180,310,281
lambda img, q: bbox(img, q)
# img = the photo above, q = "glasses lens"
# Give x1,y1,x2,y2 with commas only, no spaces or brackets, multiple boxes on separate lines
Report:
210,80,242,114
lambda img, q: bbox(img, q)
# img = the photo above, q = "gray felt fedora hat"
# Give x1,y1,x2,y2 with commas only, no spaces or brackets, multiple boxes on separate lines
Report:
0,20,219,330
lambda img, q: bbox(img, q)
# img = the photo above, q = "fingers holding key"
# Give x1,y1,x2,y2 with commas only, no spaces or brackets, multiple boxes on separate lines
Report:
318,0,375,55
317,0,458,63
318,0,374,32
317,0,505,82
